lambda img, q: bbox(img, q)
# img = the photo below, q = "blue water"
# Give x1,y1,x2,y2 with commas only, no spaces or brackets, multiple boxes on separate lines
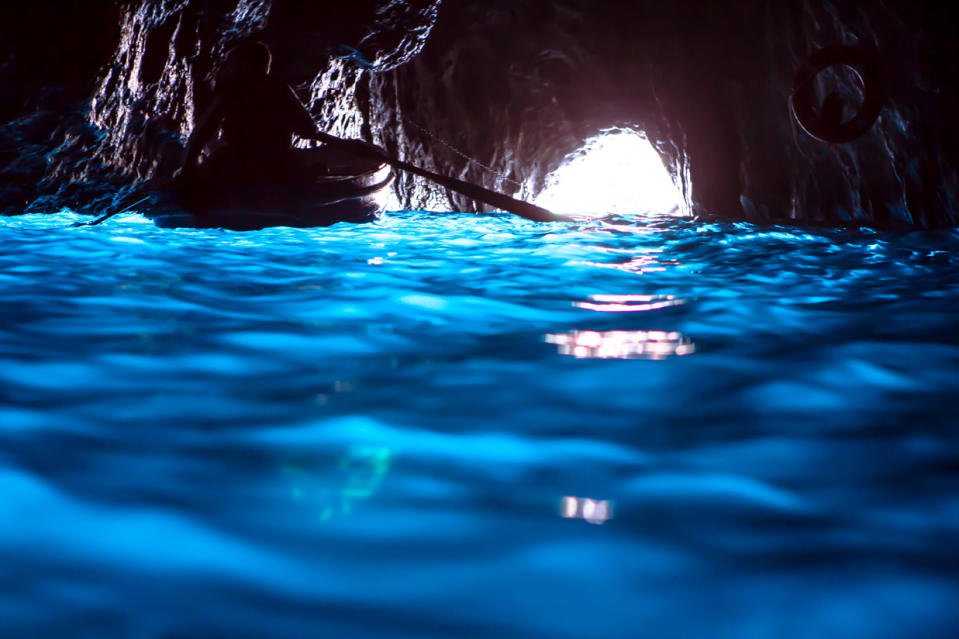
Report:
2,210,958,638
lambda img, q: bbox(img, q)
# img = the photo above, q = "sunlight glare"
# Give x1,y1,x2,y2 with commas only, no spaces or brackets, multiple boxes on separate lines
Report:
545,330,695,360
533,130,685,217
559,496,614,525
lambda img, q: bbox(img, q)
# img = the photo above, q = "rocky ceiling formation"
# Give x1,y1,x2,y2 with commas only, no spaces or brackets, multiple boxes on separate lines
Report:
1,0,956,227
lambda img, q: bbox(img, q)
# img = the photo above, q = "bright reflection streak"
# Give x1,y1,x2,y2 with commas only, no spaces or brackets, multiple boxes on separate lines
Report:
575,294,685,313
581,255,677,275
546,330,695,360
559,496,614,525
533,129,685,217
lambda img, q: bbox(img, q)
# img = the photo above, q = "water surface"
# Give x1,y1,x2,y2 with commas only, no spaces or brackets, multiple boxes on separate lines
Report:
2,210,958,637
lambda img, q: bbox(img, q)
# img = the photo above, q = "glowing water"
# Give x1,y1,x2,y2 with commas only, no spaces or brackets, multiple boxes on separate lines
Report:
2,210,958,637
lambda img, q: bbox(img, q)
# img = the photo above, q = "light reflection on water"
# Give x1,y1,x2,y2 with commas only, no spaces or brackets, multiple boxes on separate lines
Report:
1,210,959,637
573,293,685,312
546,329,695,360
282,445,393,522
560,495,614,525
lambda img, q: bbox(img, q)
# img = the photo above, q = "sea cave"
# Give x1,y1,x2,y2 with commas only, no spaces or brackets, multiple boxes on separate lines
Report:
1,1,958,637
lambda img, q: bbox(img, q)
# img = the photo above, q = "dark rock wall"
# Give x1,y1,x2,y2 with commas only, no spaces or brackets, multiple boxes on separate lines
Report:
88,0,440,177
2,0,957,227
1,0,440,215
366,0,959,225
0,1,119,213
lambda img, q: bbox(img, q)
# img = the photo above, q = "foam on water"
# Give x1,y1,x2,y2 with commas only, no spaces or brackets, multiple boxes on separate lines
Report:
2,210,958,637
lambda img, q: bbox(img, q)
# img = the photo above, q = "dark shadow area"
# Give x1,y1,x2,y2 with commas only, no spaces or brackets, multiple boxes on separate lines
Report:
1,0,958,226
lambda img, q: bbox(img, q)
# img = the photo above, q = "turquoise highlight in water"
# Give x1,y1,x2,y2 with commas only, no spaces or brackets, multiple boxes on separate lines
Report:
2,210,958,637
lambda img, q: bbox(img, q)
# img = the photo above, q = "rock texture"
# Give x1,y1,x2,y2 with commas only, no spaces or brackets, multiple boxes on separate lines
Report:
1,0,440,215
367,0,959,226
2,0,957,227
0,1,119,213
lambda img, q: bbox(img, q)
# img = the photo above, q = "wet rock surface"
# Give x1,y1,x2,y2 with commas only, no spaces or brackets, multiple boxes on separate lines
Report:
1,0,957,226
369,0,959,225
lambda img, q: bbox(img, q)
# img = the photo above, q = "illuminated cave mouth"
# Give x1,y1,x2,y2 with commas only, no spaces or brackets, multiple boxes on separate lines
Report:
532,129,686,217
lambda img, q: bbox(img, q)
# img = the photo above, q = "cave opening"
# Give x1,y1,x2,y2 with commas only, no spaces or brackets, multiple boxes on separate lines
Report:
530,129,686,218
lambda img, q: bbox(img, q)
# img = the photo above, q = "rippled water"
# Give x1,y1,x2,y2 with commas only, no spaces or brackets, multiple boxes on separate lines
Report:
2,209,958,637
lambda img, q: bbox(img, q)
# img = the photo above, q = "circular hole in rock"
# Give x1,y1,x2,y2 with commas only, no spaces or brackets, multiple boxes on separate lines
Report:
814,64,866,122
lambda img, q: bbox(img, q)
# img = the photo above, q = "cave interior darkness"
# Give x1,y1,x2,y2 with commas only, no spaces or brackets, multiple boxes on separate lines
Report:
1,1,958,227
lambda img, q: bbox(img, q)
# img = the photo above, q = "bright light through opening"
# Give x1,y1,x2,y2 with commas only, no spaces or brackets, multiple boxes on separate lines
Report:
532,129,685,217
